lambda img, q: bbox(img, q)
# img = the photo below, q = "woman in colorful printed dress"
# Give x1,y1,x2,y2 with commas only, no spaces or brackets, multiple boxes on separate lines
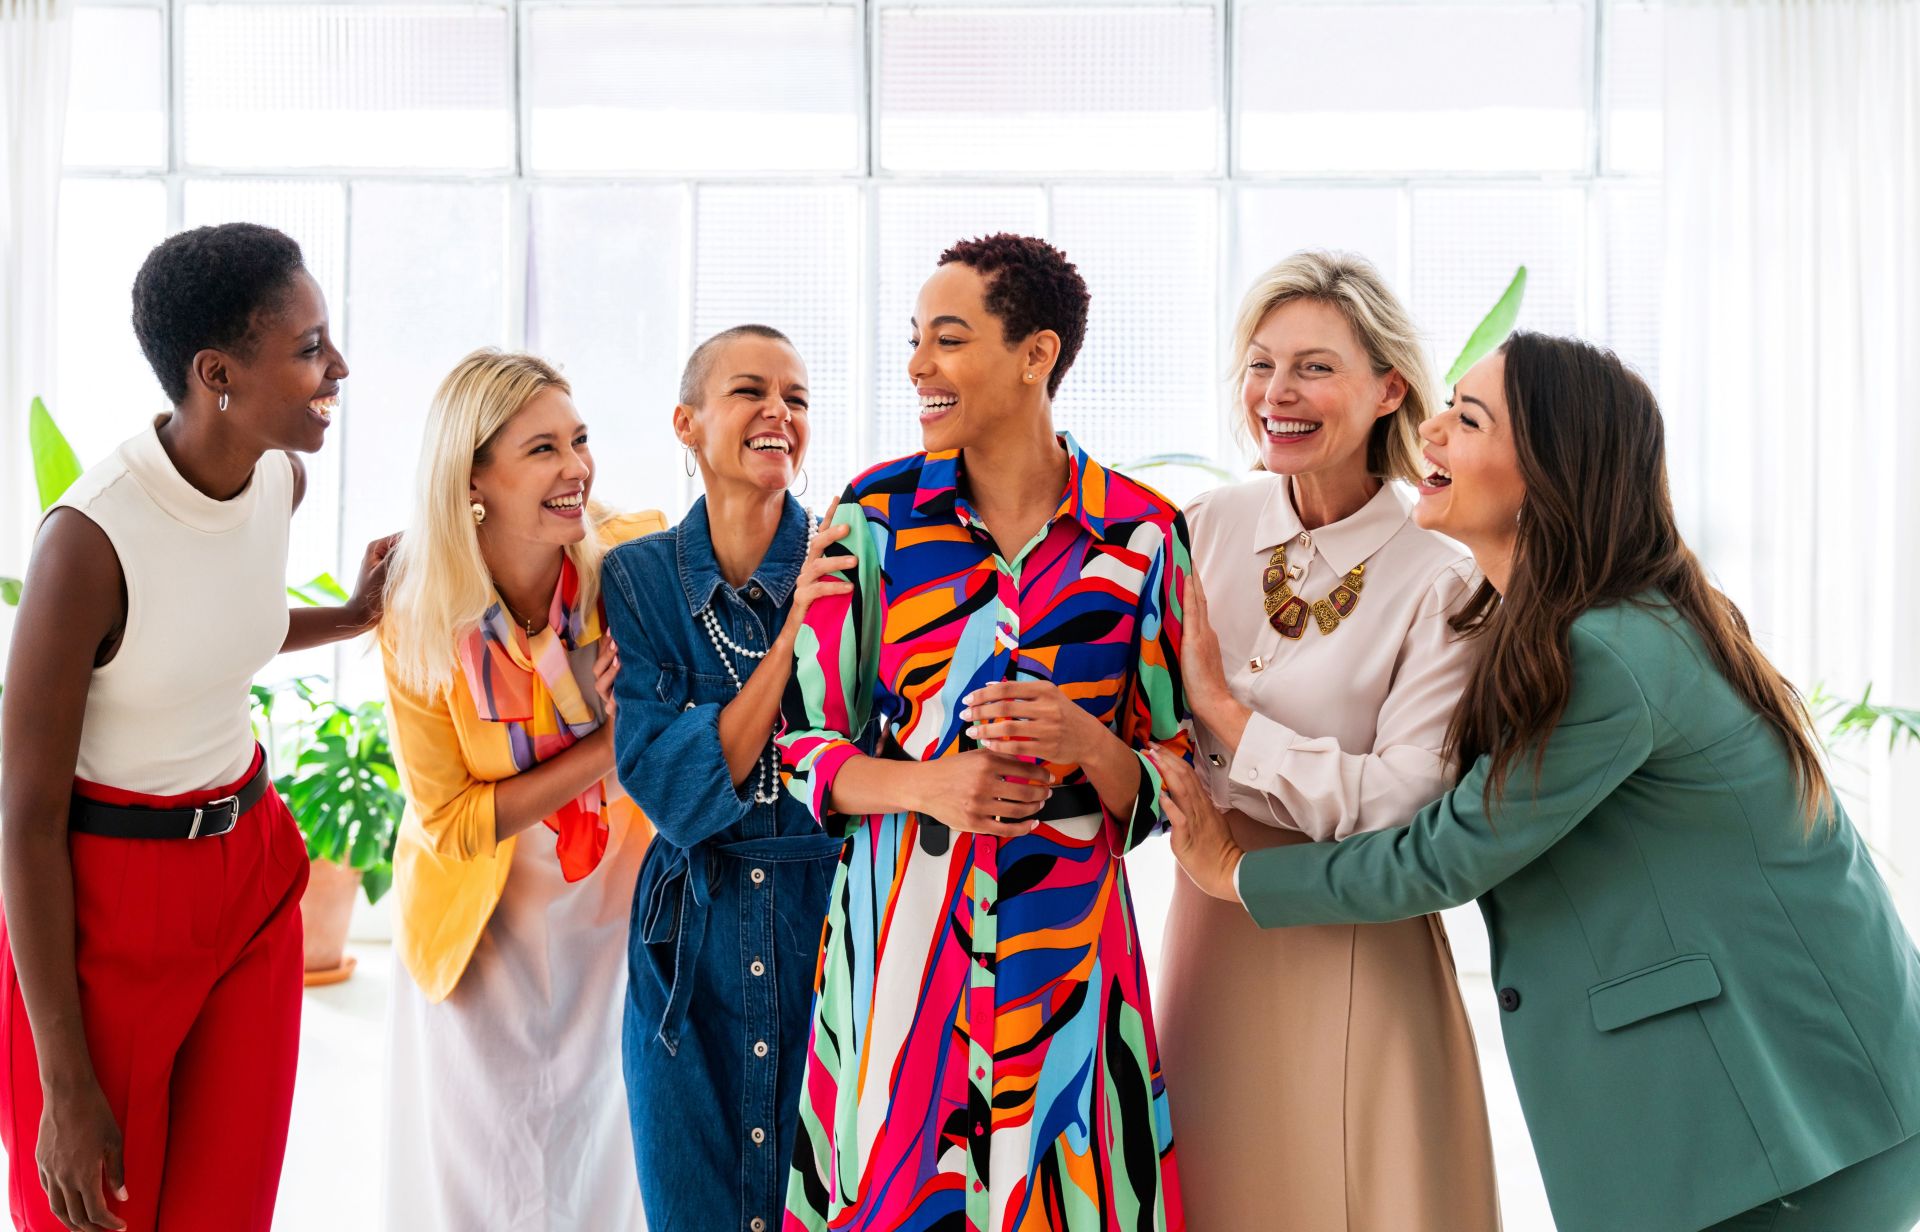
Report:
379,349,658,1230
603,325,852,1232
1,224,392,1232
1153,251,1500,1229
779,234,1190,1232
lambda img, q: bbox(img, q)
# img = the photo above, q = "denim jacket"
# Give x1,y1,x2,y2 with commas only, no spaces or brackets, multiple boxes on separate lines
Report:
601,494,841,1232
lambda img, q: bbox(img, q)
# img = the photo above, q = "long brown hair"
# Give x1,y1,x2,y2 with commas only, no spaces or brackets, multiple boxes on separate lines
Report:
1447,332,1832,829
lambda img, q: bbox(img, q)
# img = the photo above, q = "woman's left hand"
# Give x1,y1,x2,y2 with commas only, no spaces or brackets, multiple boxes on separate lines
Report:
593,636,620,725
1147,744,1245,903
962,681,1108,768
343,532,402,632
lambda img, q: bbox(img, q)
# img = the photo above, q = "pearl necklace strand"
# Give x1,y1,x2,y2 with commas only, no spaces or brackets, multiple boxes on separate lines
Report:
698,512,823,807
698,603,780,805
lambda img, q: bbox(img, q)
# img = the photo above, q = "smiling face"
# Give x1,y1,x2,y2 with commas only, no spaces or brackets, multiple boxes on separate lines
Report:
908,262,1054,455
676,334,810,494
1241,297,1405,483
216,269,349,454
1413,350,1528,559
470,386,595,553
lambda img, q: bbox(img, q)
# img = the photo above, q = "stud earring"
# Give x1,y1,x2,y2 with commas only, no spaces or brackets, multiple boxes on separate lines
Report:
471,501,486,526
1023,372,1035,383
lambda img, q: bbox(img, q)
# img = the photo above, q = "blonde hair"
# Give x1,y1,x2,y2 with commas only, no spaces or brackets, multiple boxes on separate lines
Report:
1229,250,1434,484
382,348,609,696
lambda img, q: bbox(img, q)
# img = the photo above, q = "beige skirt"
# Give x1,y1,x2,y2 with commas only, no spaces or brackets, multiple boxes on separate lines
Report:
1155,815,1501,1232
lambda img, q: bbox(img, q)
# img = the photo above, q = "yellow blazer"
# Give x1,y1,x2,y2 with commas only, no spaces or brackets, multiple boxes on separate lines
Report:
383,510,666,1002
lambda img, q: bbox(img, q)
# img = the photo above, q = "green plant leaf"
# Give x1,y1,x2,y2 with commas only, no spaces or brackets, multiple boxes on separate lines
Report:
288,572,351,606
1125,453,1235,482
1444,267,1528,388
361,861,394,905
29,398,84,512
0,577,21,606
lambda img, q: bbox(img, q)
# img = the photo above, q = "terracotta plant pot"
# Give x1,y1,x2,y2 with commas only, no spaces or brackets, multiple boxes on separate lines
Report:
300,858,363,984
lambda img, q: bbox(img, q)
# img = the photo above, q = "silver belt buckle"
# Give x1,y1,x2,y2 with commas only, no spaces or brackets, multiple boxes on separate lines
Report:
190,794,239,839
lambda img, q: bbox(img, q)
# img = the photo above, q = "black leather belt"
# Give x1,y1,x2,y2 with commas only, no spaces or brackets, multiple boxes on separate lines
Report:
69,759,270,840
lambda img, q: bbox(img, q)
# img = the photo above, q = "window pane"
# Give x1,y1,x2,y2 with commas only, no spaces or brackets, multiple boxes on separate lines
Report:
182,4,513,171
873,186,1046,461
1605,0,1664,174
1233,185,1407,300
1050,186,1221,473
528,185,691,518
64,5,166,169
54,178,169,465
1596,184,1662,389
878,6,1220,174
183,180,348,589
1411,186,1585,379
1238,1,1589,174
691,186,859,503
527,5,860,175
336,181,508,697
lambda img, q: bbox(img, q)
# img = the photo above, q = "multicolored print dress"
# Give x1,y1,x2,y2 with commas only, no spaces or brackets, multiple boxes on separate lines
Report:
777,434,1191,1232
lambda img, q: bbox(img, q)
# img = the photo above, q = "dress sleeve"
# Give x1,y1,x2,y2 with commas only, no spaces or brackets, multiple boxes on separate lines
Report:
777,491,882,836
1109,511,1195,855
1234,624,1655,927
602,549,757,849
1223,561,1477,840
382,642,499,863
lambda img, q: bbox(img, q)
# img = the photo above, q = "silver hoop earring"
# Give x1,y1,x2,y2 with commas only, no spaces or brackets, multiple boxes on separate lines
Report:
683,446,696,478
471,501,486,526
217,392,229,413
792,467,809,498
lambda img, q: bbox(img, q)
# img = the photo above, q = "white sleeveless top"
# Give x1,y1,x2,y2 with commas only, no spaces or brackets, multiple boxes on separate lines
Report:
52,420,294,794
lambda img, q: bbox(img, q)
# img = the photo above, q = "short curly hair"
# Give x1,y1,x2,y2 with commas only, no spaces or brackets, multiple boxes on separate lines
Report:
937,234,1089,398
131,223,309,404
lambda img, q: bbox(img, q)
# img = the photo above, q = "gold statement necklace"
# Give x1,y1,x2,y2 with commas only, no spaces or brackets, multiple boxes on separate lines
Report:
1262,541,1365,639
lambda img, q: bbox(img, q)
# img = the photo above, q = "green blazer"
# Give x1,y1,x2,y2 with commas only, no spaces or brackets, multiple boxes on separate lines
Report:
1236,598,1920,1232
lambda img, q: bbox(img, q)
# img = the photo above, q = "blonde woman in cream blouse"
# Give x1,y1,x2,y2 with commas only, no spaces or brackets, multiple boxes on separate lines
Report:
1153,251,1500,1230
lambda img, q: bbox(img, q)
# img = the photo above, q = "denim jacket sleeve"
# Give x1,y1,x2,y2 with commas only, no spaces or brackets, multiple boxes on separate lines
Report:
603,544,755,849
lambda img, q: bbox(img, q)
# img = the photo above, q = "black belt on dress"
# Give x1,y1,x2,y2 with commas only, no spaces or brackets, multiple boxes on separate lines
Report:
68,759,270,840
879,739,1100,855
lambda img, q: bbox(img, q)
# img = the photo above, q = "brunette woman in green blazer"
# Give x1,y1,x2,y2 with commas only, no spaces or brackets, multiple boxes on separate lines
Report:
1151,332,1920,1232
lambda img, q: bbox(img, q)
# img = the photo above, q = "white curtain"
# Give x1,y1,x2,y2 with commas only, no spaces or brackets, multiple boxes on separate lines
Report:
0,0,72,587
1661,0,1920,905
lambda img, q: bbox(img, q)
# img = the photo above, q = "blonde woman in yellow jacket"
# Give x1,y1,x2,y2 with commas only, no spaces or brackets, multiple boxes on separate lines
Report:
378,348,661,1230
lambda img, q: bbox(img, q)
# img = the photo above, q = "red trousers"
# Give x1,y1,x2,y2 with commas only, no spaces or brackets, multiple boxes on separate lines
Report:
0,751,309,1231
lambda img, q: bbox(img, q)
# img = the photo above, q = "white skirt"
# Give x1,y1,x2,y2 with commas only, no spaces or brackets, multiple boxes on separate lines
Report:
382,822,647,1231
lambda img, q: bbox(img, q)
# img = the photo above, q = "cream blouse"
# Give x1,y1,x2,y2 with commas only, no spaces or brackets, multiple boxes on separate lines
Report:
1186,474,1480,842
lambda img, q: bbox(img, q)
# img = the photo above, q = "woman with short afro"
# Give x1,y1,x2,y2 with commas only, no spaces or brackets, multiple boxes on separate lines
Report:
779,234,1191,1230
0,223,396,1232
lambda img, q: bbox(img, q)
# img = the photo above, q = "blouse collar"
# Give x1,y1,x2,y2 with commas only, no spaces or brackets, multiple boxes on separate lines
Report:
911,431,1115,542
1251,474,1414,576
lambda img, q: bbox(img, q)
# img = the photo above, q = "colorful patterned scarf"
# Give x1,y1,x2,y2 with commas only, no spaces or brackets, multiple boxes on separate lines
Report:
455,555,620,881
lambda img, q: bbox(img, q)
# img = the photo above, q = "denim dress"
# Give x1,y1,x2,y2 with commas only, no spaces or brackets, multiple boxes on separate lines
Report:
601,496,842,1232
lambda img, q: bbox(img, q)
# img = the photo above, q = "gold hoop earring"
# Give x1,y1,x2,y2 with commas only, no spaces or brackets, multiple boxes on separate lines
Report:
471,501,486,526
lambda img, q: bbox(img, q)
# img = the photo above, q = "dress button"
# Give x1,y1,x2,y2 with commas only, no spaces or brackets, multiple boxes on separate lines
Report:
1298,531,1311,547
751,1220,767,1232
750,867,766,885
1498,987,1522,1012
1206,752,1225,768
750,959,766,977
754,1040,769,1057
748,584,764,600
751,1127,766,1145
683,701,696,712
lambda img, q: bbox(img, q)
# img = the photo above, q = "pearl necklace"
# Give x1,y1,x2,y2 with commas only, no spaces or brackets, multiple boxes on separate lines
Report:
698,603,780,805
699,511,823,807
